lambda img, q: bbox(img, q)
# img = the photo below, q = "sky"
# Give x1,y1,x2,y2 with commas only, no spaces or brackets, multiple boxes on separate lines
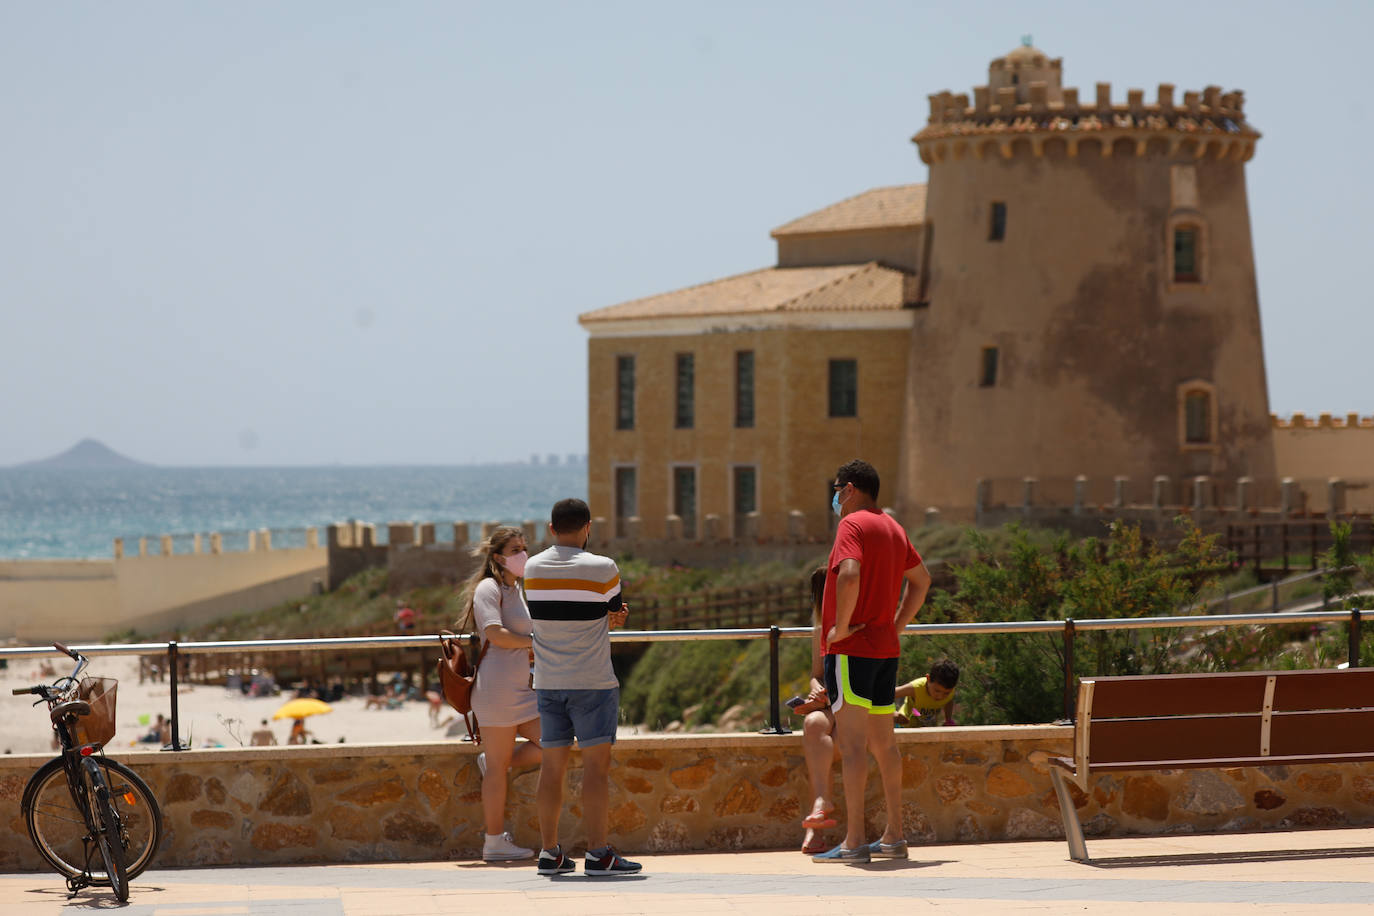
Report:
1,1,1369,467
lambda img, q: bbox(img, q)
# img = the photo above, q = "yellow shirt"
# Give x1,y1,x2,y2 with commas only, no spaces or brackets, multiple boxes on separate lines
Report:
897,676,953,721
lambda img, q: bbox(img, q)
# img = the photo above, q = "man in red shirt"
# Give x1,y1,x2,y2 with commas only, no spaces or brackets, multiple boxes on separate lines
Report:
813,459,931,863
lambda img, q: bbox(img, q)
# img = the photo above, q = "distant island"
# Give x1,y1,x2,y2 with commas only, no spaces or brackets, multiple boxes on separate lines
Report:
16,439,150,469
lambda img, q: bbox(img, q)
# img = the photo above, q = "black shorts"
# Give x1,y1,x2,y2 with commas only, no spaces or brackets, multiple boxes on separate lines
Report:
823,654,898,715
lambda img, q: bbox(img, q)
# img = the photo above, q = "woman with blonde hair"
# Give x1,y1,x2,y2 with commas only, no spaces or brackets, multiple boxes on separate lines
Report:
458,525,540,862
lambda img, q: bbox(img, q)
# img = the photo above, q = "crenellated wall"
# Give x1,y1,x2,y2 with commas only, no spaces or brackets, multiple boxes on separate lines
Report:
4,728,1373,871
1273,413,1374,487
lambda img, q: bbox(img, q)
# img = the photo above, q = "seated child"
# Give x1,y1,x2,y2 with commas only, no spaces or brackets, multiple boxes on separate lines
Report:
895,658,959,727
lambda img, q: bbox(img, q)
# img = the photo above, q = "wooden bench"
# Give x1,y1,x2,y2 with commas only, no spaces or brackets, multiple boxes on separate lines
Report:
1049,668,1374,861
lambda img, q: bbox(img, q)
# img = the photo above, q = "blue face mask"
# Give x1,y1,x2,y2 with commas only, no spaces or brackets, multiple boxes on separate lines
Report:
832,488,844,516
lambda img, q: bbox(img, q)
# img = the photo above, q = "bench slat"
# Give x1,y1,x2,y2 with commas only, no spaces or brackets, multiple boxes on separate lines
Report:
1062,750,1374,773
1090,714,1260,764
1271,708,1374,756
1087,673,1269,718
1273,669,1374,711
1084,668,1374,719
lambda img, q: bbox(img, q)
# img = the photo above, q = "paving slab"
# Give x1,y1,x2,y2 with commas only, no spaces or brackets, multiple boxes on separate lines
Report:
4,827,1374,914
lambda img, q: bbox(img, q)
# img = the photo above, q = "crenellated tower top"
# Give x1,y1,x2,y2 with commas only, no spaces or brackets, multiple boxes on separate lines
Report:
914,43,1260,164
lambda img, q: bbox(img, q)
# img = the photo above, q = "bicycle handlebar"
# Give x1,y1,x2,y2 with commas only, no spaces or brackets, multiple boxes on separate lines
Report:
53,642,79,660
12,687,35,695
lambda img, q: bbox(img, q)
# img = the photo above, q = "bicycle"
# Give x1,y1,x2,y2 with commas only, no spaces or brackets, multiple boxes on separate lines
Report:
13,643,163,901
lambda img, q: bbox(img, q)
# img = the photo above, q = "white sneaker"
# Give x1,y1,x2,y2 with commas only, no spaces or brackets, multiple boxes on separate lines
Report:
483,831,534,862
476,752,487,777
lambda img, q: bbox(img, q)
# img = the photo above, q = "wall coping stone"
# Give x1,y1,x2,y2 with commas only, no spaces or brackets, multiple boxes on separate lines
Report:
0,723,1069,768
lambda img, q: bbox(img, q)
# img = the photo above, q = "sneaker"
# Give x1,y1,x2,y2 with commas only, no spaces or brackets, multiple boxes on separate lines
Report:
536,844,575,875
812,843,871,863
584,844,642,876
483,831,533,862
476,752,487,778
868,839,909,859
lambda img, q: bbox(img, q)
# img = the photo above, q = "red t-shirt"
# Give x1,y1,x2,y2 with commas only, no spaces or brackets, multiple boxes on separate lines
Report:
821,508,922,658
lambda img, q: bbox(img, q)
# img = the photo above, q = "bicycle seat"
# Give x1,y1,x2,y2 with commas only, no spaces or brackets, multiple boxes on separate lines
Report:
50,700,91,724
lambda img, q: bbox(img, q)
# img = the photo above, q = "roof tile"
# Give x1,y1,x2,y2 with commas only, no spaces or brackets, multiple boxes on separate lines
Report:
770,184,927,237
578,263,909,323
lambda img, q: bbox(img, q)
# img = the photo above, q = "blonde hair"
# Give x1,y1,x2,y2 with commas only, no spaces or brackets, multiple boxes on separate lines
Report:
457,526,525,633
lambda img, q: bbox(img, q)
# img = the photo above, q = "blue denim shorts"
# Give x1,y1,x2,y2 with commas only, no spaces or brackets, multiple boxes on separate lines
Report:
537,687,619,748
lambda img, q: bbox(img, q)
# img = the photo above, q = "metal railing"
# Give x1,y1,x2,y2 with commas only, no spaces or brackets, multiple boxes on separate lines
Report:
1,604,1365,750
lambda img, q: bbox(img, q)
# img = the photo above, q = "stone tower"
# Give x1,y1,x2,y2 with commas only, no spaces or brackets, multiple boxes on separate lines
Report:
898,43,1277,516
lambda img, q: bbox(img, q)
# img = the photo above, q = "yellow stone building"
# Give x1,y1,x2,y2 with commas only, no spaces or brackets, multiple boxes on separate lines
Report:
580,43,1302,538
580,185,924,541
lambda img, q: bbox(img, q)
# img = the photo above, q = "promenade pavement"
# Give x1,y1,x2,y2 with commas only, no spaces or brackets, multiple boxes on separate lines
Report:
4,826,1374,915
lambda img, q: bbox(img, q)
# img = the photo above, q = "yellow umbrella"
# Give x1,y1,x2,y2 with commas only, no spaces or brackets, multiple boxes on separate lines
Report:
271,697,333,720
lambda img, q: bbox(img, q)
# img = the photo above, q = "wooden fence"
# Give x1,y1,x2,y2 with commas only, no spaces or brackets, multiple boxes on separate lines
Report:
1226,519,1374,579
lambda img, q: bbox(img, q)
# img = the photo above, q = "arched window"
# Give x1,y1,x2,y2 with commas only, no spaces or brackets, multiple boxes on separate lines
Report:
1177,380,1217,450
1167,212,1207,289
1173,225,1200,283
1184,391,1210,443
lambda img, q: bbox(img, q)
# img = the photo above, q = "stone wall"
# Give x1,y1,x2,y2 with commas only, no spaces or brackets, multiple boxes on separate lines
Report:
4,728,1373,870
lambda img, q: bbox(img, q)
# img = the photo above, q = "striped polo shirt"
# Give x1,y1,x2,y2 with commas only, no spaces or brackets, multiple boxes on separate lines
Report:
524,544,623,690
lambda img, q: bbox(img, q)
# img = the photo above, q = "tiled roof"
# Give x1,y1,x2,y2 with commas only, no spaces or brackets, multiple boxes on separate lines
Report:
770,184,927,237
578,262,909,323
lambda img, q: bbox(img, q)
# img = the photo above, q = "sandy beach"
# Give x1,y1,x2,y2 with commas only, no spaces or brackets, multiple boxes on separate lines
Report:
0,653,470,756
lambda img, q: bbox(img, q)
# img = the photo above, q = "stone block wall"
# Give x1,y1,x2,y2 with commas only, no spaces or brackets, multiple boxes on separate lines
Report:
4,727,1374,870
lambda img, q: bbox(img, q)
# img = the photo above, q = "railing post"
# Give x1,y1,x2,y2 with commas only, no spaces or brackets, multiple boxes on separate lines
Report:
1062,619,1076,721
759,625,789,735
166,640,185,751
1350,608,1362,668
1271,577,1279,612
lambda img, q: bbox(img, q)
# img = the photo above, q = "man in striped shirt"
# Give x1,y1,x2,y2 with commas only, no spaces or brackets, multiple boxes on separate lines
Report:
524,498,641,876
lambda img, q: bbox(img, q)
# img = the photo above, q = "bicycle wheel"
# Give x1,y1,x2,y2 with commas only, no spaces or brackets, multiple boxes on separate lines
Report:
86,760,128,901
23,756,162,883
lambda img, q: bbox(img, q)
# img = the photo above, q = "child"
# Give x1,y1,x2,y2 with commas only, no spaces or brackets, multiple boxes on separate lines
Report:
895,658,959,727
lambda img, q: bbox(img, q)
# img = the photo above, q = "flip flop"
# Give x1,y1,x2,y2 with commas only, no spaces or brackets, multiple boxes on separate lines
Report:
802,811,837,829
801,839,829,855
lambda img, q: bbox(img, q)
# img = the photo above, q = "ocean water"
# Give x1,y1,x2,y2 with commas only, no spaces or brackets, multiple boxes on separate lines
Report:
0,465,587,559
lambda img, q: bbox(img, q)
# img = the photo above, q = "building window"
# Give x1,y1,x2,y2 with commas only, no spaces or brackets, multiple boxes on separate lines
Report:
1173,226,1199,283
989,202,1007,241
828,359,857,418
979,347,999,387
675,353,694,429
1184,391,1211,444
1177,380,1217,450
672,466,697,539
733,465,757,539
614,466,636,538
735,351,755,428
615,356,635,430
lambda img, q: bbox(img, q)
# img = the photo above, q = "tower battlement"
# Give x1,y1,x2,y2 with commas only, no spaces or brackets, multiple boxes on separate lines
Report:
914,44,1259,163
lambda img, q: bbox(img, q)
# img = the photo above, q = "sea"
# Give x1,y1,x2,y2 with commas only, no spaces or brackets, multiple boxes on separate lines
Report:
0,465,587,559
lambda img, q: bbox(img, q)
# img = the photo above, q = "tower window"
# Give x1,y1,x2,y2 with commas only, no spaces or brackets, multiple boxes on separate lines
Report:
735,351,755,428
1184,391,1211,444
989,202,1007,241
615,356,635,430
1173,226,1200,282
979,347,999,387
828,359,858,418
674,353,694,429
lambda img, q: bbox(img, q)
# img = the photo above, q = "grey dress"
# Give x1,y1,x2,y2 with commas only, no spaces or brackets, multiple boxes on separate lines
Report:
470,577,538,727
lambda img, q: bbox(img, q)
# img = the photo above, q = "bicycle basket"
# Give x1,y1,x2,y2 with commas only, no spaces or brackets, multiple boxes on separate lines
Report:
73,677,118,747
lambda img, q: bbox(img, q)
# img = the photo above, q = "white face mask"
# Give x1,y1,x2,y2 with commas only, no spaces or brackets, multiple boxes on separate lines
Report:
498,550,528,577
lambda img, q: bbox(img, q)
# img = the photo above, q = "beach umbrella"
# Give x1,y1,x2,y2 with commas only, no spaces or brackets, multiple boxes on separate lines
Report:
271,698,333,720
